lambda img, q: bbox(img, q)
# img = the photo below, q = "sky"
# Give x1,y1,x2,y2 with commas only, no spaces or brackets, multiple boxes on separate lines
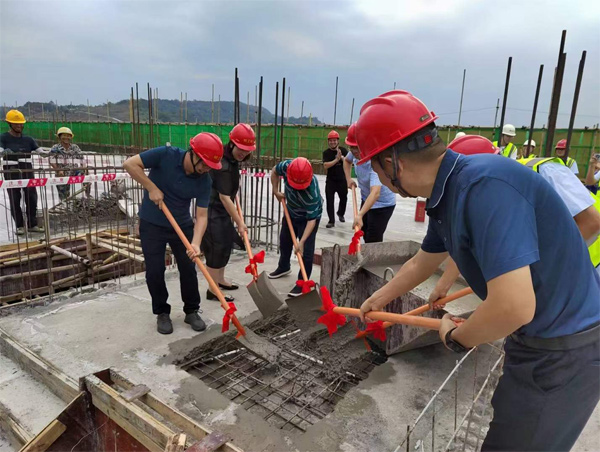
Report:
1,0,599,127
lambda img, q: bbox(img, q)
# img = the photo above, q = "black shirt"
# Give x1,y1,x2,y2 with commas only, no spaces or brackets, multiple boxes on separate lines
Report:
0,132,38,162
322,147,348,182
209,147,240,209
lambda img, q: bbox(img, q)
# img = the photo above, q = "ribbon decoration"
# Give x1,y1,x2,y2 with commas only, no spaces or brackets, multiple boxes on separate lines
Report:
296,279,316,294
317,287,347,336
361,320,387,341
348,230,364,255
244,250,265,275
222,302,237,333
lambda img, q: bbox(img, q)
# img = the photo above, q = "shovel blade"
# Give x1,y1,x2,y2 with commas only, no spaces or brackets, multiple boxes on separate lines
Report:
247,272,285,318
284,289,324,333
236,328,281,363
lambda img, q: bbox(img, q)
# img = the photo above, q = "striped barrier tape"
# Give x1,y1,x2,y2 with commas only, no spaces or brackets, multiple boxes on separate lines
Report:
0,172,131,190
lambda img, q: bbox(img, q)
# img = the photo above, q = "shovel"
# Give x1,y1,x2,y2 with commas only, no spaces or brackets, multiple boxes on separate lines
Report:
160,204,281,363
235,196,285,318
279,199,324,333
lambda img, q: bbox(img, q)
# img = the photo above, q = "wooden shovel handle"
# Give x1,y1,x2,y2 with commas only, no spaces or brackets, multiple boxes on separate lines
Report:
351,186,362,254
333,307,441,330
161,204,246,336
235,196,258,280
355,287,474,338
280,199,309,281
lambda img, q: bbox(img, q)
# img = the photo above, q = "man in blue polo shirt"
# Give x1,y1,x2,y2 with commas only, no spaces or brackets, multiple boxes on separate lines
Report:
123,133,224,335
268,157,322,297
356,91,599,451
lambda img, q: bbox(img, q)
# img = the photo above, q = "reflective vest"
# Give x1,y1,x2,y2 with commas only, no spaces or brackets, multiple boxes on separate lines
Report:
517,157,600,269
564,157,577,169
493,141,517,158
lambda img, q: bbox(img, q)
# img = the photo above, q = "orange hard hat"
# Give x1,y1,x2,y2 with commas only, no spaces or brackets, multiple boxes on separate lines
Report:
448,135,499,156
555,139,567,150
327,130,340,140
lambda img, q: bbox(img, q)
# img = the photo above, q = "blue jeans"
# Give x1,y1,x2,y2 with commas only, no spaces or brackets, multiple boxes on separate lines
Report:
139,219,200,315
277,216,320,280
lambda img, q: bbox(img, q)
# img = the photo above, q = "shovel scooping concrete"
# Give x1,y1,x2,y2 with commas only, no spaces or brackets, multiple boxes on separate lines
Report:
279,199,323,333
235,197,285,318
161,204,281,363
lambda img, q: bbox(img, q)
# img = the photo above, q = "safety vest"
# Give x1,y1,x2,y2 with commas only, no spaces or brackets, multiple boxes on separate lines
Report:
492,141,517,158
517,157,600,268
564,157,577,170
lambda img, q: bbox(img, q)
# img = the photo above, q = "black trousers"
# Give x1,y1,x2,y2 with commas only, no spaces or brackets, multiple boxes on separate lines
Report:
4,163,38,228
325,178,347,223
482,336,600,451
202,205,237,269
277,216,320,280
360,202,395,243
139,219,200,315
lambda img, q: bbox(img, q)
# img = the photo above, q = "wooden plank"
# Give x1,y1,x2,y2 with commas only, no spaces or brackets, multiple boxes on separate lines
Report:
0,328,79,402
122,384,151,402
90,236,145,264
95,236,143,254
164,433,186,452
0,400,33,448
20,420,66,452
84,375,173,452
108,370,244,452
101,232,142,245
186,432,230,452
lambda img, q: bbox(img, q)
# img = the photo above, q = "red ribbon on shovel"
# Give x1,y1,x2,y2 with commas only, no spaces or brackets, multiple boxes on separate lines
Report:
348,230,364,255
222,302,237,333
317,287,347,336
245,250,265,275
296,279,316,294
362,320,387,341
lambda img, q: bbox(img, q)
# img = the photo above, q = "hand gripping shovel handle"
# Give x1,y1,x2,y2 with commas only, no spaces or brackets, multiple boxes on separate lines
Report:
280,199,309,281
160,203,246,336
235,196,258,281
355,287,474,338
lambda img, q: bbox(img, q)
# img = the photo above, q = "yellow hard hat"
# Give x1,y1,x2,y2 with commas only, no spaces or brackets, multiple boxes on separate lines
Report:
5,109,26,124
56,127,73,137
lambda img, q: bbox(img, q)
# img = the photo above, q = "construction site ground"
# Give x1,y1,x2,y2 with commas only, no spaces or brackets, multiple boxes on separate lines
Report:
0,190,598,451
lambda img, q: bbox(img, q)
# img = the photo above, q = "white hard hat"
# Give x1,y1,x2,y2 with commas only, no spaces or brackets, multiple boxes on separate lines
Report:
455,132,466,139
524,139,536,147
502,124,516,137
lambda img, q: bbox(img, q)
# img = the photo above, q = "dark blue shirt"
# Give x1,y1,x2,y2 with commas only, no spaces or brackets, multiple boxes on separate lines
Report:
138,146,211,228
421,150,600,338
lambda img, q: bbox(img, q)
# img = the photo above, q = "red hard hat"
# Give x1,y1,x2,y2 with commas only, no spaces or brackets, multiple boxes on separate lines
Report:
189,133,224,170
555,139,567,149
287,157,313,190
229,123,256,151
327,130,340,140
345,123,358,147
356,90,438,165
448,135,500,156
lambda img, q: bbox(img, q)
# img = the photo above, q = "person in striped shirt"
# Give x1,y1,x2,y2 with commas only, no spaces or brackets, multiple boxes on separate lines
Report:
269,158,323,297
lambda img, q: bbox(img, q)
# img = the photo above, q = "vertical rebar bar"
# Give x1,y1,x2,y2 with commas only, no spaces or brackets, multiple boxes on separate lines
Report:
333,76,338,126
493,98,500,130
234,68,239,125
136,83,141,150
280,78,286,160
432,390,436,452
350,98,355,124
273,82,279,159
257,77,263,164
218,95,221,124
565,50,586,160
211,84,215,123
545,30,567,157
496,57,512,144
300,101,304,120
526,65,544,158
458,69,466,127
258,168,265,245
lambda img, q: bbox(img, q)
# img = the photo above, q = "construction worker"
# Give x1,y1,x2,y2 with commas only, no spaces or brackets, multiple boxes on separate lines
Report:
356,91,599,451
585,153,600,194
492,123,518,159
201,124,254,303
123,133,224,335
322,130,348,228
49,127,90,201
0,110,45,235
269,157,322,297
520,139,536,159
555,139,579,175
343,123,396,242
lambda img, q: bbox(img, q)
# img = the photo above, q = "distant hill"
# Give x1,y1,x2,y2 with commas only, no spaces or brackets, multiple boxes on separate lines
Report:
12,100,322,125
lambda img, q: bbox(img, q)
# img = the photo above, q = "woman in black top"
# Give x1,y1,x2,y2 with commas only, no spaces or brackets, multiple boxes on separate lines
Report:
202,123,255,301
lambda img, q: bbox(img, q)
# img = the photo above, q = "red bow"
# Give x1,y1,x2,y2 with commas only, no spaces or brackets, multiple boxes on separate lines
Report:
296,279,316,294
245,250,265,275
363,321,387,341
317,286,346,336
348,230,364,255
222,302,237,333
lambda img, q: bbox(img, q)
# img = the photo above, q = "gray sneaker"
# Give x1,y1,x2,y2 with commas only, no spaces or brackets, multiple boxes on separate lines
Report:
29,226,45,233
185,311,206,332
16,227,25,236
157,313,173,334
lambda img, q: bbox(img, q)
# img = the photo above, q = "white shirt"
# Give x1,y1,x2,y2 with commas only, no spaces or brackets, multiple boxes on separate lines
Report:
568,160,579,176
594,171,600,182
539,163,594,217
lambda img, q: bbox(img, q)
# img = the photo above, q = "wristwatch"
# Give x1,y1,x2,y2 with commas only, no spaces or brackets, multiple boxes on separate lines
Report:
444,327,468,353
